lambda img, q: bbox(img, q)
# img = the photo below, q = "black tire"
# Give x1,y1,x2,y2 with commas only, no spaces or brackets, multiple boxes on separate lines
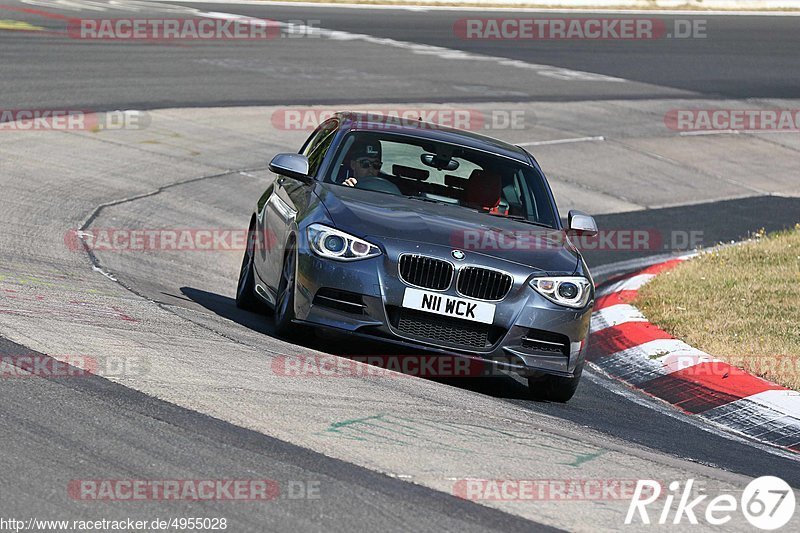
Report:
235,226,263,312
274,245,298,337
527,364,583,403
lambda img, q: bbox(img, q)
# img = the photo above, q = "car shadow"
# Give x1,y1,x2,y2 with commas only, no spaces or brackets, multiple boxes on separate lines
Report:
180,286,532,401
180,287,275,336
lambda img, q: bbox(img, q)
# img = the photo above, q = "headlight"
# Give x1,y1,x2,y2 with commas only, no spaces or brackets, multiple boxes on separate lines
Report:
529,276,592,308
307,224,381,261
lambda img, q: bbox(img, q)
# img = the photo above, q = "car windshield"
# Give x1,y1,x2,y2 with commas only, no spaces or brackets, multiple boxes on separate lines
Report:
324,131,559,228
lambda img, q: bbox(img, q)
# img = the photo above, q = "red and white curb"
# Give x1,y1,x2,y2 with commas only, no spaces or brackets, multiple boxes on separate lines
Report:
588,255,800,453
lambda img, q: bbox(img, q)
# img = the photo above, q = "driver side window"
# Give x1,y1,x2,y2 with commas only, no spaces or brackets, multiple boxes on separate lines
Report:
301,119,339,177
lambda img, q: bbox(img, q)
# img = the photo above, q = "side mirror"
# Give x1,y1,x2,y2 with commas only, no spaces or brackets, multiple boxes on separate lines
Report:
269,153,310,181
567,210,598,236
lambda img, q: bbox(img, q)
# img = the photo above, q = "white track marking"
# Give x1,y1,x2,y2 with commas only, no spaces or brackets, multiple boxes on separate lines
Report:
584,366,800,460
91,264,118,282
22,0,110,11
652,348,717,373
129,0,800,16
744,389,800,419
589,253,675,280
198,11,629,83
597,273,656,296
606,338,710,366
517,135,605,147
680,129,800,136
679,129,742,136
21,0,800,16
22,0,200,12
14,1,719,84
590,303,647,332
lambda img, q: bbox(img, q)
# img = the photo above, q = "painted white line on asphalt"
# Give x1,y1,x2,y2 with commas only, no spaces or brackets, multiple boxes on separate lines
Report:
91,265,118,282
605,338,710,370
589,253,674,280
652,349,717,373
608,341,709,376
584,366,800,460
700,390,800,448
590,303,647,332
198,11,629,83
679,129,800,136
679,129,741,136
20,0,800,17
517,135,605,147
597,273,655,296
148,1,800,16
22,0,198,12
746,389,800,419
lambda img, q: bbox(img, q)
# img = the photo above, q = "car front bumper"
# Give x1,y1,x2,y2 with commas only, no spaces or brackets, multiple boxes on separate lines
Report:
293,235,593,378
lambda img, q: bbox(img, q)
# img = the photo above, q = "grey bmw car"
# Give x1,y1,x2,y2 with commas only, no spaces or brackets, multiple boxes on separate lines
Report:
237,112,598,402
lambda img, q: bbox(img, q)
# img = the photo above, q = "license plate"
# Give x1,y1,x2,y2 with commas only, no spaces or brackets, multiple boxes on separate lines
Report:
401,288,495,324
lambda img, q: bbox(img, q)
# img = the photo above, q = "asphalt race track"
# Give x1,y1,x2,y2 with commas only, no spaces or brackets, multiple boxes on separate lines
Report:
1,1,799,531
3,1,800,109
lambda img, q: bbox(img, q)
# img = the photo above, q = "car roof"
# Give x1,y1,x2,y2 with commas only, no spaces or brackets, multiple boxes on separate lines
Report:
335,111,533,164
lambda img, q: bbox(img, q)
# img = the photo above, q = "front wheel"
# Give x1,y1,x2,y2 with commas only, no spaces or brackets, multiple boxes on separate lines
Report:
527,364,583,403
236,227,264,312
274,245,298,337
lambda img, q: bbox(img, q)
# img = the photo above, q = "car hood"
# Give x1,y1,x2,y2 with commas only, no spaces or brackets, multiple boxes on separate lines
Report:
315,184,579,272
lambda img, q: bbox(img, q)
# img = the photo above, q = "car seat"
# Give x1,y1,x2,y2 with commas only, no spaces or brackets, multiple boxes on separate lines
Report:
463,170,508,215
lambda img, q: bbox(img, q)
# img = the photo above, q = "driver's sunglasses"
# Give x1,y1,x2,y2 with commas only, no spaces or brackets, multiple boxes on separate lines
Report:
356,158,382,170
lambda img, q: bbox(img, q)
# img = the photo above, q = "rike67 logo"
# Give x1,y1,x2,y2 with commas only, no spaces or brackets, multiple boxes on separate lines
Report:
626,476,795,530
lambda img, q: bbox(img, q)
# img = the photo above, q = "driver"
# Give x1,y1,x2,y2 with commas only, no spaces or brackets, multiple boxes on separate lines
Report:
341,140,382,187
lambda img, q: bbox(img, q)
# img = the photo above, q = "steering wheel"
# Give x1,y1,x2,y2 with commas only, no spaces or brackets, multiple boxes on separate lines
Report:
355,175,402,195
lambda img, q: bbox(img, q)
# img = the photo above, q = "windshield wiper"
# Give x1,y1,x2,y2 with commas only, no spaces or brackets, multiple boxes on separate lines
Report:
484,212,555,229
404,195,451,205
